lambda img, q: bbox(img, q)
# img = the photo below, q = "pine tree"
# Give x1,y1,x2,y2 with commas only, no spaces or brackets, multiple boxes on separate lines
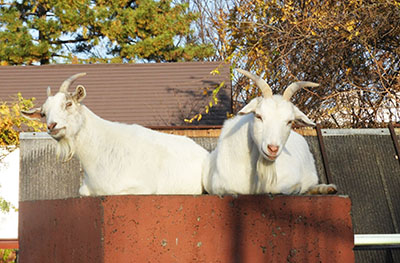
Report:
0,0,214,65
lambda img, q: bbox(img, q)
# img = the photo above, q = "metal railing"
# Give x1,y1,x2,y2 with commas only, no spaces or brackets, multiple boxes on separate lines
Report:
354,234,400,250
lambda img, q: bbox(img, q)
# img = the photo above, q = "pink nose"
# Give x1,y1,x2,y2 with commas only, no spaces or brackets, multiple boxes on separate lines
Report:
267,144,279,154
48,122,57,130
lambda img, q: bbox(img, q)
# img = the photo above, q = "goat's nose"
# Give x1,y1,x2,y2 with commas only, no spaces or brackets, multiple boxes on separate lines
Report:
267,144,279,154
48,122,57,130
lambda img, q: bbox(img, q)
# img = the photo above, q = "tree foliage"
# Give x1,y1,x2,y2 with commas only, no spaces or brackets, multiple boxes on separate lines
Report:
0,249,17,263
185,0,231,61
0,93,46,149
0,195,16,214
212,0,400,127
0,0,214,64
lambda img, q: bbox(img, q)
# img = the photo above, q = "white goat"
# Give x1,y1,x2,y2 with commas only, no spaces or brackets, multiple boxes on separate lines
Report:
203,69,337,195
22,73,208,196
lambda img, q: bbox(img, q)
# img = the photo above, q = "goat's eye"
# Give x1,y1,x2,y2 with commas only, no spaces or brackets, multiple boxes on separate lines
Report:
287,120,294,126
65,101,73,108
41,112,45,118
255,114,263,121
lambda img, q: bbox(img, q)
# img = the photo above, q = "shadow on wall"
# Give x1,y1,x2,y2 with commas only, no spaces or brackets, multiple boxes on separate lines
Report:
165,79,231,126
225,195,353,262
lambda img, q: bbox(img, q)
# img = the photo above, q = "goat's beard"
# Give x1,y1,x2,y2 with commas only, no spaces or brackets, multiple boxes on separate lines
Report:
56,138,75,162
256,155,277,190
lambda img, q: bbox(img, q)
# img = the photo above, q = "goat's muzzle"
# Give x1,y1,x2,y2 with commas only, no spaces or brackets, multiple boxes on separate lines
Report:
48,122,57,131
267,145,279,154
263,144,280,161
47,122,65,139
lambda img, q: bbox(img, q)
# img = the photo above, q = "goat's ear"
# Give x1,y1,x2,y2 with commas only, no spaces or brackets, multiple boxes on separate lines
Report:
72,85,86,103
238,97,261,115
293,107,315,127
47,86,52,97
21,108,43,121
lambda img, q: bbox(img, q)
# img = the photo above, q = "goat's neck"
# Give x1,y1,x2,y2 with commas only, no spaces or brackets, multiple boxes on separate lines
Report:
73,106,109,165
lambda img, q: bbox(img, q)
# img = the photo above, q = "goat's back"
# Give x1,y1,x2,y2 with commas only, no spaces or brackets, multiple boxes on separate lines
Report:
75,109,209,195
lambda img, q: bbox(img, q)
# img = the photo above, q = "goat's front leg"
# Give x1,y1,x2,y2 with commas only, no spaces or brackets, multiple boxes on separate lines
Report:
306,184,337,195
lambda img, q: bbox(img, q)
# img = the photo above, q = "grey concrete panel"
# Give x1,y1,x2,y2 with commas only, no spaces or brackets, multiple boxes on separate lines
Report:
19,132,82,201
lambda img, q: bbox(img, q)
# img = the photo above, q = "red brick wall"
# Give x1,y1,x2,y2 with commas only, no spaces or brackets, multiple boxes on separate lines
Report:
19,195,354,263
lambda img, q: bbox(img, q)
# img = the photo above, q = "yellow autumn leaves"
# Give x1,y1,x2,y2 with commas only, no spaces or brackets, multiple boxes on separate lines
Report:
0,93,46,147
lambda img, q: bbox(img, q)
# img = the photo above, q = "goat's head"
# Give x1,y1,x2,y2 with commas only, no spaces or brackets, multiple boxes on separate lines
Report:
237,69,318,161
21,73,87,141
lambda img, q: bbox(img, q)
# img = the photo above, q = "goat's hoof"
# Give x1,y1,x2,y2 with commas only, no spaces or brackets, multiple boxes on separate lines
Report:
327,185,337,194
79,185,91,196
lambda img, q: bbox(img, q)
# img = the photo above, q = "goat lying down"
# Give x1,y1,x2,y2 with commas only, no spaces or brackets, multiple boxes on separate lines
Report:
22,73,208,196
203,69,337,195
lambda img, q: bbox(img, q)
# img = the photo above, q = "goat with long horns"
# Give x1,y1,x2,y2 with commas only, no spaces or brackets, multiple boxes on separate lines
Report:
22,73,209,196
203,69,337,195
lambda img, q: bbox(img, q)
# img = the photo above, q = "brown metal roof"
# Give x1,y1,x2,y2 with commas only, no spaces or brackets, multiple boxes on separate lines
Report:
0,62,231,126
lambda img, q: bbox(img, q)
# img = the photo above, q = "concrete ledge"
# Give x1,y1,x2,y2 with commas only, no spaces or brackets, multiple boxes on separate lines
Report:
19,195,354,262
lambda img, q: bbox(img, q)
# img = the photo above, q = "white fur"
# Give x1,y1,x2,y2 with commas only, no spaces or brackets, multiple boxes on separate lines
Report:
203,79,334,195
24,85,208,196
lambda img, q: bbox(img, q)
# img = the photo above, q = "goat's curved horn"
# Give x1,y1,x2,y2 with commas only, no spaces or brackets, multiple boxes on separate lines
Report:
59,72,87,93
282,81,319,100
236,68,272,98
